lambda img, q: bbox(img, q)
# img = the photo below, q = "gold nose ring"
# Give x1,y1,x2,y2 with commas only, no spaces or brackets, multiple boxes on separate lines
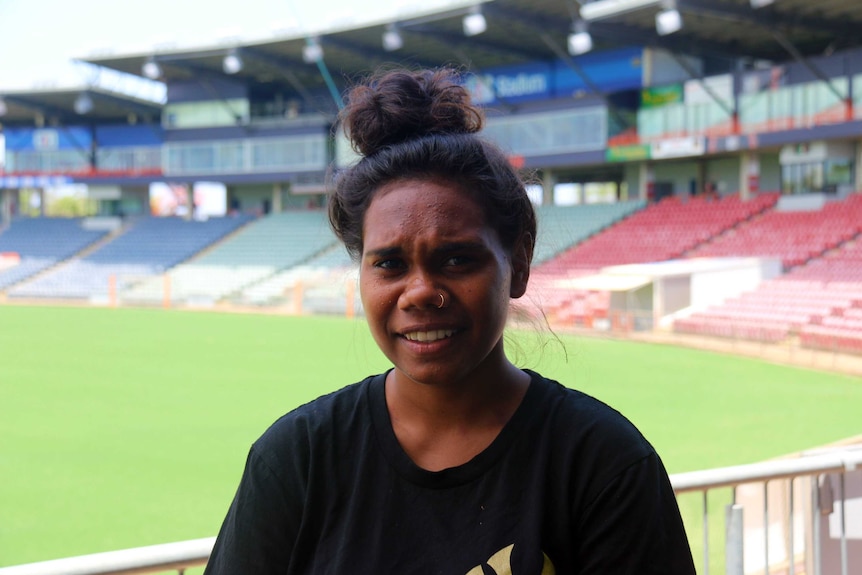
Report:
437,292,446,309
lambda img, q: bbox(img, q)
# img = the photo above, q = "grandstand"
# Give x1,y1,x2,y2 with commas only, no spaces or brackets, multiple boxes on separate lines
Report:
2,0,862,572
0,0,859,345
689,193,862,268
537,192,780,273
6,215,253,301
671,194,862,346
0,0,858,345
121,210,338,306
0,218,109,290
532,200,646,267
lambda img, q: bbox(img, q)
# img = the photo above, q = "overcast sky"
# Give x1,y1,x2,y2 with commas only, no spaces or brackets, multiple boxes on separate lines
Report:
0,0,477,90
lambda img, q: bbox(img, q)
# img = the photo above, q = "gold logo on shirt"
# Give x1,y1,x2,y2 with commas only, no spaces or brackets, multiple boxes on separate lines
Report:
465,544,556,575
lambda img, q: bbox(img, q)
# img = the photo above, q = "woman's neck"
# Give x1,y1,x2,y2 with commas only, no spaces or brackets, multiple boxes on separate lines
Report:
384,360,530,471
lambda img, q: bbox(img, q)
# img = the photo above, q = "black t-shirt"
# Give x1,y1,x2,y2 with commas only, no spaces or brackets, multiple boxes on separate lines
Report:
204,370,696,574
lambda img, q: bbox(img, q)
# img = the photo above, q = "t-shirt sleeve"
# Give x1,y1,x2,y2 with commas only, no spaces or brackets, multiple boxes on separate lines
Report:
573,451,696,575
204,446,296,575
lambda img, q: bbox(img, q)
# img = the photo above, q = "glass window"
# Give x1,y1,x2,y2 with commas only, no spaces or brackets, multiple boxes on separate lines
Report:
781,159,853,196
825,159,852,186
802,163,824,193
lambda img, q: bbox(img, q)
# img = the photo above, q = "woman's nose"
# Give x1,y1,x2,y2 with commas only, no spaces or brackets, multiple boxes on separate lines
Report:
398,273,442,310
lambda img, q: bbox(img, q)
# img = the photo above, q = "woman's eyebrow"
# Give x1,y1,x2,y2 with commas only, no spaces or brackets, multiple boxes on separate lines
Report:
434,241,488,254
364,246,402,259
364,241,487,260
435,241,487,253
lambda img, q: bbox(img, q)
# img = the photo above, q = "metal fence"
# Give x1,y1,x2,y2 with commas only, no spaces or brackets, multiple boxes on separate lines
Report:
673,446,862,575
2,447,860,575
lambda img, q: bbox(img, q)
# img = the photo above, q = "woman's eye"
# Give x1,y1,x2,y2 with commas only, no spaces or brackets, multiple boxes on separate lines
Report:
444,255,471,267
375,259,403,270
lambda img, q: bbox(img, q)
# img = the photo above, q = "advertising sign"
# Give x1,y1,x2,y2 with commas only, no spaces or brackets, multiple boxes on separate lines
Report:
3,127,92,151
640,84,683,109
463,65,552,105
606,144,651,162
650,137,706,159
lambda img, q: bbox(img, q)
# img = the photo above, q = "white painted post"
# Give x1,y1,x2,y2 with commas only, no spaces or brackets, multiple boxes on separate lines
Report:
726,504,744,575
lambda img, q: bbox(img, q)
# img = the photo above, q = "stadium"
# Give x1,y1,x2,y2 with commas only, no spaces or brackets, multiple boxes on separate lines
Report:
1,0,861,573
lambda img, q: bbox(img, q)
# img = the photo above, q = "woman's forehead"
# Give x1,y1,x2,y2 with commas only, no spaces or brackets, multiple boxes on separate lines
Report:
369,178,483,217
363,179,493,245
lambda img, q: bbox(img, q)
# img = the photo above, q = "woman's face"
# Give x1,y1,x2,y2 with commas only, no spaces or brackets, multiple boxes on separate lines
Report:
359,178,530,388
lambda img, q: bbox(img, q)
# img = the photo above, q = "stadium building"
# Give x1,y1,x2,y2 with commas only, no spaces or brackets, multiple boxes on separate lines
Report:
2,0,861,350
0,1,861,570
2,0,862,340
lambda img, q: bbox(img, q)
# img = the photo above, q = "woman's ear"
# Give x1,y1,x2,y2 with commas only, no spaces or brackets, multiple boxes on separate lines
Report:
510,232,533,299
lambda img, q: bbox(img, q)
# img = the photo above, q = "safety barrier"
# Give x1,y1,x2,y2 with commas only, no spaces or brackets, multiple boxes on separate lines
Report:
1,447,860,575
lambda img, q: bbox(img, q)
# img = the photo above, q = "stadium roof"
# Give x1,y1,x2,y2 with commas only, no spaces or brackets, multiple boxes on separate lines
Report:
0,85,163,127
77,0,862,96
4,0,860,128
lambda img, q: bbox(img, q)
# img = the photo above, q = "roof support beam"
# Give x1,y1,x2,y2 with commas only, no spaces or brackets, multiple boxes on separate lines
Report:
154,61,250,125
1,95,78,124
485,2,765,61
407,24,549,63
236,47,333,118
305,38,344,112
0,95,93,162
668,53,735,117
677,0,857,40
771,31,848,104
537,33,632,131
86,90,160,120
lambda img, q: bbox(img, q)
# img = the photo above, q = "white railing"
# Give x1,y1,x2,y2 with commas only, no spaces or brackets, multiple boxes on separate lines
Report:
162,134,329,176
674,447,862,575
2,448,860,575
0,538,215,575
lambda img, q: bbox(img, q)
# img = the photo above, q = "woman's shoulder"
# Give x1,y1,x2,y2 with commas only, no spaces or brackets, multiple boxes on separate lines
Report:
525,370,663,504
253,373,382,453
525,369,655,457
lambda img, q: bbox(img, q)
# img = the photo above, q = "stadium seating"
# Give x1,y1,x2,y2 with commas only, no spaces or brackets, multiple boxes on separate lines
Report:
672,196,862,347
539,192,779,273
689,193,862,268
8,215,252,300
673,316,791,343
238,244,354,306
87,216,253,268
789,243,862,352
4,195,861,355
673,276,862,345
532,201,646,267
121,264,276,306
120,211,338,305
523,275,611,327
0,218,108,290
192,211,335,268
786,234,862,283
526,194,779,327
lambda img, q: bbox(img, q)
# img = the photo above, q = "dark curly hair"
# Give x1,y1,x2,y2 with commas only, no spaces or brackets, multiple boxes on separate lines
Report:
328,67,536,266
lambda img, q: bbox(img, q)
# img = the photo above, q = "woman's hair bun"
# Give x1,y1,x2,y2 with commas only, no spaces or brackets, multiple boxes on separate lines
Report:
340,67,484,157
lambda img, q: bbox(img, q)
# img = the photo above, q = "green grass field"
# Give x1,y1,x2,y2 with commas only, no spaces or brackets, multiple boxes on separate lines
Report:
1,304,860,569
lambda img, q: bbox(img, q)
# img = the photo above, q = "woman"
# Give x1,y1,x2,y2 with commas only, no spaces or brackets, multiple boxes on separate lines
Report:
204,68,695,574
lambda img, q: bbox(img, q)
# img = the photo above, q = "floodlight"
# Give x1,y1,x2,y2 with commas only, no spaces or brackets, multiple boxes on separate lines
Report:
656,7,682,35
463,6,487,36
383,24,403,52
223,50,243,74
303,37,323,63
142,57,162,79
568,20,593,56
0,97,7,117
74,92,94,115
750,0,775,7
580,0,662,21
